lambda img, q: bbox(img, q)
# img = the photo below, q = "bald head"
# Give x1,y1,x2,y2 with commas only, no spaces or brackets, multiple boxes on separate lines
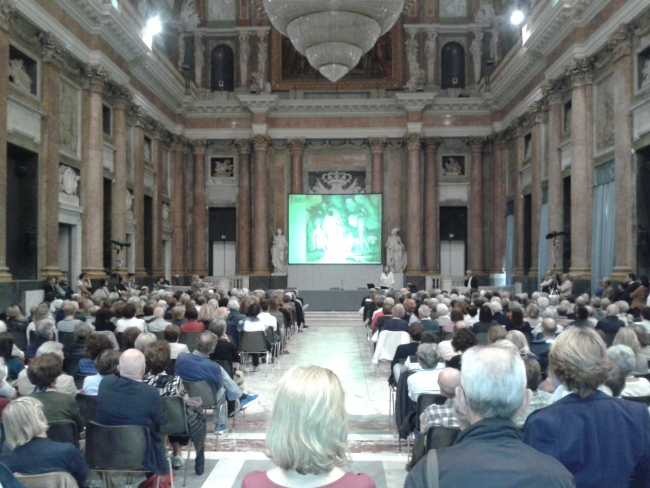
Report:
216,307,228,320
541,318,557,338
454,321,469,334
119,349,146,380
438,368,461,398
606,304,620,317
153,307,165,318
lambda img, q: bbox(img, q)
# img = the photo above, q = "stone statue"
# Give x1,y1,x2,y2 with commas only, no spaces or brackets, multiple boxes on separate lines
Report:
642,58,650,88
404,30,425,92
474,0,495,24
177,32,185,71
271,229,288,274
250,71,271,94
425,30,437,86
8,59,32,93
195,32,204,89
257,31,268,81
471,31,484,85
126,190,134,212
385,227,407,273
179,0,200,28
239,32,251,88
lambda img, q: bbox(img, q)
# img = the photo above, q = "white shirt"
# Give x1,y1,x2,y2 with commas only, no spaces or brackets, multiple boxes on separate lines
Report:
621,378,650,398
169,342,190,360
115,317,147,333
258,312,277,332
243,318,266,332
407,363,445,401
464,315,479,327
378,272,394,288
437,340,459,361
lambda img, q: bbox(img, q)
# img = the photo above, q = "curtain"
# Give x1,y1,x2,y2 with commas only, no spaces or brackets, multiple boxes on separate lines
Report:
506,214,515,285
537,202,549,290
591,162,616,294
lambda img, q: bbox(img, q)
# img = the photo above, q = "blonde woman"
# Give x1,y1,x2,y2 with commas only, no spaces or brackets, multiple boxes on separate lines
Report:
613,327,650,375
197,302,217,329
242,366,376,488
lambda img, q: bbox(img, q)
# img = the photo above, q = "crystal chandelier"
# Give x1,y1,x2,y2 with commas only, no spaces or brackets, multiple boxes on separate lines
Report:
263,0,404,82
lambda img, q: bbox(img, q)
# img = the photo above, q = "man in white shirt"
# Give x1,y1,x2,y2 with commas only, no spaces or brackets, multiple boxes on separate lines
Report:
438,321,468,361
147,307,171,332
407,343,445,402
258,299,277,332
115,303,147,333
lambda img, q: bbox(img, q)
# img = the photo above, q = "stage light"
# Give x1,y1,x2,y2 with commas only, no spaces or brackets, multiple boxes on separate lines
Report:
510,9,525,25
144,15,162,49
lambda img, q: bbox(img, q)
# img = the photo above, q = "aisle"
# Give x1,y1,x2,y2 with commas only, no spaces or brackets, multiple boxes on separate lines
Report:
197,311,409,487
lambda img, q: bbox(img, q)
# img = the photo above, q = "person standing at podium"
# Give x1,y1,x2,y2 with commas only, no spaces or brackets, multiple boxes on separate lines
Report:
378,266,394,290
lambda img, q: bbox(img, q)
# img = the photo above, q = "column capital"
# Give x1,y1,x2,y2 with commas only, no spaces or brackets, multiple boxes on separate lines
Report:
542,78,566,105
566,57,594,88
40,32,64,67
368,137,387,154
152,121,167,141
81,64,108,93
171,135,188,152
467,136,485,153
404,133,423,151
191,139,208,155
253,134,271,152
423,137,442,152
288,138,306,155
108,83,133,109
608,23,632,62
0,0,14,33
527,100,544,124
131,104,147,128
235,138,253,155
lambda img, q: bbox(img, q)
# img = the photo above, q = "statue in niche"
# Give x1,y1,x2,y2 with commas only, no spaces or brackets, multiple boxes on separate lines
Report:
250,71,271,94
179,0,200,28
474,0,495,24
386,227,407,274
195,33,205,89
177,33,185,71
126,191,134,211
440,0,467,18
442,156,465,176
597,78,615,151
425,30,437,85
404,30,425,92
470,31,484,85
8,59,32,93
162,204,170,222
271,229,288,274
144,139,152,162
642,58,650,88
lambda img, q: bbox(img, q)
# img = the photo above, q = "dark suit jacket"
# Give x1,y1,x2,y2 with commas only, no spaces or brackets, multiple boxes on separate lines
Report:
383,318,409,333
96,374,168,475
523,391,650,488
595,315,626,334
464,276,477,289
494,312,513,328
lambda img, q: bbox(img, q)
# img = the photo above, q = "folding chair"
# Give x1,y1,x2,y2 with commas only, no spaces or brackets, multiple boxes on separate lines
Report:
160,396,194,487
238,331,271,375
76,394,97,423
179,332,201,353
47,421,79,450
372,330,410,377
183,380,229,446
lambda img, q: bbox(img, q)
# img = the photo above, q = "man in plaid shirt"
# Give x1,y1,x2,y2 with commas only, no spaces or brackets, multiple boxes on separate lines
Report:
420,368,462,434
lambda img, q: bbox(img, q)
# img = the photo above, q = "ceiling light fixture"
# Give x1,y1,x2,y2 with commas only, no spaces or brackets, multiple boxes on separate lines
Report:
263,0,404,83
510,9,524,26
144,15,163,49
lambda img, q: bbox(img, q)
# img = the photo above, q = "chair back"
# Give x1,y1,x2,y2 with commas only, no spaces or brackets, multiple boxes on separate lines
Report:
445,355,461,370
377,331,410,362
184,380,220,408
265,327,276,346
58,331,76,351
29,331,36,345
46,421,79,449
239,331,268,354
86,422,151,471
415,394,447,431
166,359,176,375
624,395,650,406
160,395,188,437
115,332,124,350
62,358,80,377
443,332,453,341
76,394,97,423
425,426,460,451
16,471,79,488
476,332,488,345
179,332,201,352
214,359,234,379
9,331,27,354
152,331,165,341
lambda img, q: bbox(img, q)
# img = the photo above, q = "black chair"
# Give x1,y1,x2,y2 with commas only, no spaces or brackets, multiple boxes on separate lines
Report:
115,332,124,350
160,396,193,487
214,359,234,379
624,396,650,406
425,426,461,452
76,394,97,423
9,330,27,354
47,420,79,449
28,330,36,345
265,326,281,362
476,332,488,345
415,394,447,432
238,331,270,374
445,355,461,370
179,332,201,353
166,358,176,375
62,358,80,377
151,331,165,341
58,331,76,351
85,422,164,487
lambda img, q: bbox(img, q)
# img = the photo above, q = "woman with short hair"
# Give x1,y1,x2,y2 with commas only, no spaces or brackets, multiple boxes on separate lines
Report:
242,366,375,488
613,327,649,375
607,344,650,398
1,397,91,487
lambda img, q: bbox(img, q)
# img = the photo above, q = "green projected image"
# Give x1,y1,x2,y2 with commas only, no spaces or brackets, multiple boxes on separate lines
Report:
288,194,382,264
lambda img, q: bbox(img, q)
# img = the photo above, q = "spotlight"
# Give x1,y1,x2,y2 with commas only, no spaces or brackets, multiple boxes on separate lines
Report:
144,15,162,49
510,9,525,25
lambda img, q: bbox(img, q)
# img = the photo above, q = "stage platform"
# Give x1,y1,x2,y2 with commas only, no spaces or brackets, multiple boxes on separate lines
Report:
300,290,375,312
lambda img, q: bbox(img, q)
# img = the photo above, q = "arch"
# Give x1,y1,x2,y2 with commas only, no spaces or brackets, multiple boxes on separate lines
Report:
440,42,466,89
210,44,234,92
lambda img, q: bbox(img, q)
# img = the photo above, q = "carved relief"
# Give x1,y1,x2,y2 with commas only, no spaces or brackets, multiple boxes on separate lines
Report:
471,29,484,84
638,45,650,91
210,157,235,178
440,0,467,18
8,46,37,96
309,171,366,194
208,0,236,21
239,31,251,88
126,190,134,212
144,137,152,162
425,30,437,86
59,80,79,157
162,203,170,222
596,75,615,152
404,29,424,92
441,156,465,176
59,165,80,206
179,0,200,28
474,0,495,24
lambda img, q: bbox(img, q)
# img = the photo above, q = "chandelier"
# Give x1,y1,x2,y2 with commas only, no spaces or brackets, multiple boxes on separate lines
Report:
263,0,404,82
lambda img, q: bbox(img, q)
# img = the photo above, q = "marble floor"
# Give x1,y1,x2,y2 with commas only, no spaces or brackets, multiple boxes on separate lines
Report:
93,311,409,488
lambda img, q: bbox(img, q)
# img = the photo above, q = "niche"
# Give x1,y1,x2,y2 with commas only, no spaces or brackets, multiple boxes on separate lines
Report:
210,44,234,92
441,42,466,89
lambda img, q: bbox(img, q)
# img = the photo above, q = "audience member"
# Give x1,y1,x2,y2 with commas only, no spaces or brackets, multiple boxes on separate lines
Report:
148,307,171,332
82,349,120,396
0,333,24,380
595,304,626,338
419,368,461,433
26,318,55,360
390,322,423,384
209,320,241,369
515,359,553,428
17,342,76,396
613,327,650,374
180,307,205,333
121,326,142,350
115,303,146,333
418,305,439,334
407,344,444,402
164,324,189,359
438,322,468,361
607,345,650,398
486,324,506,344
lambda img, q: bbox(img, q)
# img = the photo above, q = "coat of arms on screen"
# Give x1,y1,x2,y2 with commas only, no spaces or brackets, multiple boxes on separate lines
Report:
309,171,366,194
211,157,234,178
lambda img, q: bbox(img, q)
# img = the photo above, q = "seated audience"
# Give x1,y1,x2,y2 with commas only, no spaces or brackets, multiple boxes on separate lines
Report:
66,321,93,362
0,333,24,381
634,324,650,363
143,341,207,474
1,397,91,487
17,342,77,396
26,354,84,433
96,349,169,476
407,344,444,402
164,324,189,359
134,332,157,353
516,359,553,428
523,327,650,487
487,324,506,344
472,305,499,335
171,305,187,327
382,304,409,333
447,328,478,369
121,326,142,351
115,303,146,333
209,320,241,369
5,304,28,352
613,327,649,375
438,322,468,361
82,349,120,396
57,302,82,333
0,358,16,401
26,318,55,360
180,307,205,333
507,307,534,342
418,305,439,334
390,322,423,384
436,304,453,333
241,303,270,372
148,306,171,332
405,346,574,488
420,367,462,433
607,345,650,398
595,304,626,338
78,333,114,378
25,303,51,346
242,366,376,488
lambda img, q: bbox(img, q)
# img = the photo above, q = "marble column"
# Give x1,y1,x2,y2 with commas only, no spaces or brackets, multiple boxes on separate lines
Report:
192,140,208,275
111,87,130,269
468,137,485,275
568,59,594,280
288,138,305,194
0,1,13,281
40,34,63,278
423,138,441,274
170,138,187,277
132,107,147,277
405,133,423,275
235,139,252,274
546,86,564,272
80,65,107,279
252,135,271,275
513,126,524,278
369,138,387,194
152,125,165,276
490,136,506,274
529,104,543,279
610,26,635,281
